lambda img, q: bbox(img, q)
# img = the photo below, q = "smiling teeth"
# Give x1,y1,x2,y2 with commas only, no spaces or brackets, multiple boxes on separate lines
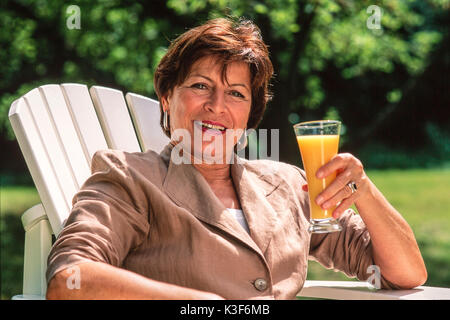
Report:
202,122,225,131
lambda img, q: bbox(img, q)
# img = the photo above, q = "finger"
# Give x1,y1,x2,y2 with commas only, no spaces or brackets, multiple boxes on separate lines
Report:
320,182,354,210
302,184,308,192
332,193,358,219
316,153,352,179
316,167,354,206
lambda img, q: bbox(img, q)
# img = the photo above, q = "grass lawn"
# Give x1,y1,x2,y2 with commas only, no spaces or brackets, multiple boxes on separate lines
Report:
1,168,449,299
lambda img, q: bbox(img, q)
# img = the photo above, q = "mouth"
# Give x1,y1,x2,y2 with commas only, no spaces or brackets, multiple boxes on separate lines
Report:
193,120,227,135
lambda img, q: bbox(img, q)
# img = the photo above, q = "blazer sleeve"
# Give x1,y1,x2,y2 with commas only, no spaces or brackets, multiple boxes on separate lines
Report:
308,209,402,289
46,149,150,284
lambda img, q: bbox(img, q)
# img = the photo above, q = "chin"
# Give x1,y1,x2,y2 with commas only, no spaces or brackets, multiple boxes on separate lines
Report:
196,141,235,164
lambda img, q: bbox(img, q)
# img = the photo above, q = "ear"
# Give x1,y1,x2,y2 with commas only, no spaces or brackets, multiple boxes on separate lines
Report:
160,91,172,113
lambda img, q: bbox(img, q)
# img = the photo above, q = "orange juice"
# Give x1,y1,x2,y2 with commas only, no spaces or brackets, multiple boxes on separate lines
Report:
296,135,339,219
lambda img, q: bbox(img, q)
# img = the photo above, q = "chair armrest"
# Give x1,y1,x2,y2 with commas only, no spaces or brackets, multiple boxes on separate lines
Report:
20,204,53,298
297,280,450,300
21,203,48,231
11,294,46,300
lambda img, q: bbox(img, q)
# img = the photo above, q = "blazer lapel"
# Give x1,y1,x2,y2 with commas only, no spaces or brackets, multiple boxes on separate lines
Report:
161,146,262,256
231,157,279,255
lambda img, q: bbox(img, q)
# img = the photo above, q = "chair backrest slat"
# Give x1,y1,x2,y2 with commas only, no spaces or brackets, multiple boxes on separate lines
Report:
60,83,108,167
125,93,170,153
39,85,91,190
89,86,141,152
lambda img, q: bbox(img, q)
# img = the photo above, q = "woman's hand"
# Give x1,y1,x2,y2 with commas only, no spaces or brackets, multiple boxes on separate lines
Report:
313,153,369,219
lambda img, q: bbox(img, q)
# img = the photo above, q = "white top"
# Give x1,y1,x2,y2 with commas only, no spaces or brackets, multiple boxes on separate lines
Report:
227,208,250,234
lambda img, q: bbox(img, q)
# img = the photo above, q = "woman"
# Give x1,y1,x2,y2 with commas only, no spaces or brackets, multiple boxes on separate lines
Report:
46,18,426,300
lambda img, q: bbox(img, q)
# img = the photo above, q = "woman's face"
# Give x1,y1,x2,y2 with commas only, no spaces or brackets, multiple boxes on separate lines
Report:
162,55,252,163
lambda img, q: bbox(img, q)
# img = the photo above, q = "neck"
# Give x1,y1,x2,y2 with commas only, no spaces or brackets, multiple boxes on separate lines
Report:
193,162,232,184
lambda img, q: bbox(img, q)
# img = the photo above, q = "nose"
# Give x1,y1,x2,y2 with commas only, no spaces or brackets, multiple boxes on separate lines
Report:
204,89,226,114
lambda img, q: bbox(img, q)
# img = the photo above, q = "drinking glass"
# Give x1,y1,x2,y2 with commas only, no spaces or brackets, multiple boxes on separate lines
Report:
293,120,342,233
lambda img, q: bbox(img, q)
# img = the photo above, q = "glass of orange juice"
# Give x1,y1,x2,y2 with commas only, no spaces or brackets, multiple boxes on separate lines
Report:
293,120,342,233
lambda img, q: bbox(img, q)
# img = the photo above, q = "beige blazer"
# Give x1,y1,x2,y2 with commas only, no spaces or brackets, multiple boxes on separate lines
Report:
46,143,397,299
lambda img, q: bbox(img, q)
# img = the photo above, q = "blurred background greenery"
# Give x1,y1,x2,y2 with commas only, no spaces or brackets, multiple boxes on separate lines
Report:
0,0,449,299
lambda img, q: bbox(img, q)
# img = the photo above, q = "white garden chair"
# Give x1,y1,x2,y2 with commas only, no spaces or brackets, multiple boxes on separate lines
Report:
8,83,450,300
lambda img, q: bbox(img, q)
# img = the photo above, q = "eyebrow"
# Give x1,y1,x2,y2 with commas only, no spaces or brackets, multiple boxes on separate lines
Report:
189,73,250,92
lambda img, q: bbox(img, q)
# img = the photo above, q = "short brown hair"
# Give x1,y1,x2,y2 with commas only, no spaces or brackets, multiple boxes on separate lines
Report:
154,17,274,137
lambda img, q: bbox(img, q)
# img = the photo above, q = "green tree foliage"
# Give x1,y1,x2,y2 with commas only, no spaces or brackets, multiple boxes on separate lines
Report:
0,0,448,165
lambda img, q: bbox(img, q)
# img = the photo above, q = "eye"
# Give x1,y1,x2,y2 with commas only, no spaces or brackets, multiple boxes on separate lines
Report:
191,83,207,90
230,90,245,99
